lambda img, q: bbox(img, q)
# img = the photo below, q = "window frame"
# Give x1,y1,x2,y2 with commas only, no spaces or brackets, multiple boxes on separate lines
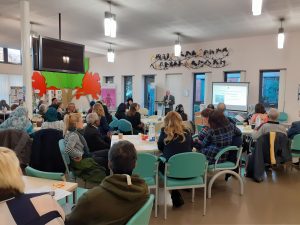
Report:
192,73,206,117
144,75,155,109
123,75,133,102
224,71,241,82
0,47,22,65
259,69,280,108
104,76,114,84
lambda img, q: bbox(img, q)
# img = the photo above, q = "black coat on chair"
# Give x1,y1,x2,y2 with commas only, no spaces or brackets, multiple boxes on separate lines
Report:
30,129,65,173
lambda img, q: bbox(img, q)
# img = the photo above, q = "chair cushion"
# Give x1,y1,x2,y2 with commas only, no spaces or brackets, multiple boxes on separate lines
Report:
208,161,236,171
159,172,204,187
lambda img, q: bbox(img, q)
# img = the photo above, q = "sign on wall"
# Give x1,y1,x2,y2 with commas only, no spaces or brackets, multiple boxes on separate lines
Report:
150,48,230,70
102,85,117,111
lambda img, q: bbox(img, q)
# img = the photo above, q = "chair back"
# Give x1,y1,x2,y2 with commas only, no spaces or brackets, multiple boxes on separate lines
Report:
133,153,157,178
118,119,133,134
167,152,207,178
278,112,288,122
112,115,118,122
109,119,119,129
291,134,300,151
126,194,154,225
213,146,242,170
58,139,71,175
25,166,64,181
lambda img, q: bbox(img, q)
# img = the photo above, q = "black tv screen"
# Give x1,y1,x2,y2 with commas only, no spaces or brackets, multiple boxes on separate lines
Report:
38,36,84,73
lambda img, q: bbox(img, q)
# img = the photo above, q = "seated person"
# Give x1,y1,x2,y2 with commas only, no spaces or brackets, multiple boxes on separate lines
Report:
0,106,33,134
87,101,95,114
93,103,111,137
157,111,192,207
57,102,64,120
175,104,188,121
66,140,149,225
64,103,78,116
0,99,10,110
0,147,65,224
252,108,287,140
49,97,59,109
198,110,242,164
193,108,213,150
64,113,106,183
99,101,113,124
126,103,144,134
217,102,236,124
249,103,268,126
115,103,127,120
38,104,47,120
126,97,133,110
287,121,300,139
207,104,215,110
41,107,64,131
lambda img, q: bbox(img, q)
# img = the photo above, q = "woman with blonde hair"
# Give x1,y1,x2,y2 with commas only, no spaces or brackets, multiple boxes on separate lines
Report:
0,147,65,224
157,111,192,208
93,103,110,137
64,113,106,183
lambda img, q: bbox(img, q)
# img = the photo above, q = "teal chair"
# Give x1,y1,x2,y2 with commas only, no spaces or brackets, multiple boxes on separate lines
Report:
207,146,244,198
126,194,154,225
25,166,65,181
58,139,88,203
109,119,119,130
291,134,300,168
112,115,118,121
118,119,133,134
278,112,288,122
159,152,208,219
133,153,158,217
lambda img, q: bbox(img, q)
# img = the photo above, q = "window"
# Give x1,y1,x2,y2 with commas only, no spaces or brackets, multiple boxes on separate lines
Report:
224,71,241,82
259,70,280,108
193,73,206,113
144,75,155,109
123,76,133,102
104,76,114,84
0,47,3,62
7,48,21,64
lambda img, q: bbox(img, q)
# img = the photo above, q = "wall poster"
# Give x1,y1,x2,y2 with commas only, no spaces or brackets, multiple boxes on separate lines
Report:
102,84,117,111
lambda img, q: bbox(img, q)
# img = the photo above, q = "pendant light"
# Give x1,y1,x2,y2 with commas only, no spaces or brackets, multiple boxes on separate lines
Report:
252,0,263,16
278,18,285,49
174,33,181,57
107,44,115,63
104,1,117,38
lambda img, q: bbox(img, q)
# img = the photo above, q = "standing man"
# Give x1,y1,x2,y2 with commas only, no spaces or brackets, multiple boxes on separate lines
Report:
163,90,175,115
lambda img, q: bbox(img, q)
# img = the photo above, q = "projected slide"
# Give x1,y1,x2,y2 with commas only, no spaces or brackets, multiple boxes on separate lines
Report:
212,83,249,111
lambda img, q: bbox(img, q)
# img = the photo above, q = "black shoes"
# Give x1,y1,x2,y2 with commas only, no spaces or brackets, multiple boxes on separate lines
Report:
171,190,184,208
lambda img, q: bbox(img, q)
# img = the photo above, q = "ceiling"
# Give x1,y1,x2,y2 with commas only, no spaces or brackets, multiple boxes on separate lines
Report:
0,0,300,56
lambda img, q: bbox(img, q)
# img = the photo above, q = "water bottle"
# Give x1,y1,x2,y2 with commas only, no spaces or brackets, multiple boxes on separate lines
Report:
148,123,155,142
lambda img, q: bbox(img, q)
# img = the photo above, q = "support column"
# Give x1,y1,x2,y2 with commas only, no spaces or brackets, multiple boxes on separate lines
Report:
20,0,33,118
204,72,212,105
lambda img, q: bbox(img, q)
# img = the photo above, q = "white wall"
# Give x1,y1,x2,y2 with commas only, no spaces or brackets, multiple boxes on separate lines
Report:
88,32,300,122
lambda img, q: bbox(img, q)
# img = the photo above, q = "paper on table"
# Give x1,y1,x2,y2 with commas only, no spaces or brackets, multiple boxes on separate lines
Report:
25,186,72,201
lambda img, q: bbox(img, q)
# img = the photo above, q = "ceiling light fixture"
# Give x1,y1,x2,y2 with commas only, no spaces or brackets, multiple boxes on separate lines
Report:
252,0,263,16
104,1,117,38
107,44,115,63
278,18,285,49
174,33,181,57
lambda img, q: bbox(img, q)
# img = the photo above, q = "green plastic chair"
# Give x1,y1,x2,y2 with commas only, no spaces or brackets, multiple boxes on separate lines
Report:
126,194,154,225
207,146,244,198
133,153,158,217
291,134,300,167
109,119,119,130
278,112,288,122
159,152,207,219
25,166,65,181
118,119,133,135
58,139,89,203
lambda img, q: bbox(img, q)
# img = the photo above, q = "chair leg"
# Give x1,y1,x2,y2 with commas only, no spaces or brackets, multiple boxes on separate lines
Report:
203,187,206,216
164,189,167,220
154,187,158,217
192,188,195,202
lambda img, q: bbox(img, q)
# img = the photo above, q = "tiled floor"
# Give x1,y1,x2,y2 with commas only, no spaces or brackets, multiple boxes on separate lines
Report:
149,167,300,224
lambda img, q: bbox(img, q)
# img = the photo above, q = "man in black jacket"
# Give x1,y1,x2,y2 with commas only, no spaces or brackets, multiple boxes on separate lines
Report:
84,112,111,174
288,121,300,139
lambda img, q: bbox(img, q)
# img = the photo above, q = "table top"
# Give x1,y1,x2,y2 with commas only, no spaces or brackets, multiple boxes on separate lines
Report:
236,125,254,135
23,176,78,193
141,116,164,125
111,135,159,153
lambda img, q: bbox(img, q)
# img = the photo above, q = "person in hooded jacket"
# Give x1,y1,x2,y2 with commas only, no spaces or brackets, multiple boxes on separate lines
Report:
66,140,149,225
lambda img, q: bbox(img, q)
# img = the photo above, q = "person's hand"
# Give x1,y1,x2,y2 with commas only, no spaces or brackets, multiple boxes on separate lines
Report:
73,156,82,162
107,131,112,138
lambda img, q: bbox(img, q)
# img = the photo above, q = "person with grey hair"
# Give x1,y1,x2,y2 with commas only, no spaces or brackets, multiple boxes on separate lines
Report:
38,103,47,120
252,108,286,140
84,112,110,174
66,141,149,225
217,102,236,125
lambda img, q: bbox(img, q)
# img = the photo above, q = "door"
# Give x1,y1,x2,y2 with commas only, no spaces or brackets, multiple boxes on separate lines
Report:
165,74,182,110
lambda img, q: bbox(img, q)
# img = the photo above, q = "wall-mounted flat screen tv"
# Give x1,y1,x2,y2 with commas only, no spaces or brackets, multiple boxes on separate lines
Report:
33,36,84,74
